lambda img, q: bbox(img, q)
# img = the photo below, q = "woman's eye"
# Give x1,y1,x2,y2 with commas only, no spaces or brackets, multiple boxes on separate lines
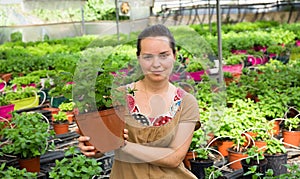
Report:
159,54,169,59
142,55,153,60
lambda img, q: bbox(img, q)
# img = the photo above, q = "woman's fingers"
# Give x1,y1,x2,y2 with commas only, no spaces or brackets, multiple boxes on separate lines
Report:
123,129,128,140
78,136,97,156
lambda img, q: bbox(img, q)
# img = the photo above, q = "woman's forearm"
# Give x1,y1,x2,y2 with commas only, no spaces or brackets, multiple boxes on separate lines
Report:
121,141,182,168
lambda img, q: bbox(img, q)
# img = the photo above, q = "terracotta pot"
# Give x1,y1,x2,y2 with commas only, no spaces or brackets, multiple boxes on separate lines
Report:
66,111,74,124
227,148,248,170
224,77,234,86
272,120,281,136
217,140,234,157
18,156,40,172
243,131,257,147
42,107,60,120
0,73,12,83
53,123,69,135
75,108,125,153
254,141,267,152
183,151,197,170
282,130,300,148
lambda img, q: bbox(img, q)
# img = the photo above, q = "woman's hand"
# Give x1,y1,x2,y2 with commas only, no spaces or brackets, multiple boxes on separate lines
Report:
77,128,129,157
78,136,99,157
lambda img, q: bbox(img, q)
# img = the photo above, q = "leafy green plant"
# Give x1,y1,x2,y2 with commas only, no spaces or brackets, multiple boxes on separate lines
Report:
0,95,10,106
264,138,286,155
10,31,22,42
205,166,224,179
223,71,233,78
0,163,37,178
267,45,286,55
244,146,265,164
48,146,102,179
284,117,300,131
58,102,75,112
52,111,68,124
10,75,40,87
243,165,264,179
278,163,300,178
0,112,55,159
4,86,38,102
223,54,245,65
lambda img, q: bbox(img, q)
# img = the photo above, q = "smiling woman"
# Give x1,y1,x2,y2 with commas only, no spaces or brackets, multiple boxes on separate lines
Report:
77,24,201,179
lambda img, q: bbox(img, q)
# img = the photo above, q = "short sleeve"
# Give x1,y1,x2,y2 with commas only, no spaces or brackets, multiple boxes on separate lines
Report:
179,93,200,123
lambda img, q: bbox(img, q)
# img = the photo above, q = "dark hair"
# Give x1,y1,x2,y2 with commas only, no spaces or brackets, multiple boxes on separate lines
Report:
136,24,176,56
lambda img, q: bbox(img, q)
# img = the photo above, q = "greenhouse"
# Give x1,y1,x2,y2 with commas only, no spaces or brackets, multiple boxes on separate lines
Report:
0,0,300,178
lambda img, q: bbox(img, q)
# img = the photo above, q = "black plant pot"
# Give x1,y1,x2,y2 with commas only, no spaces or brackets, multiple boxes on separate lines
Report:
241,158,268,179
264,153,287,176
190,158,214,179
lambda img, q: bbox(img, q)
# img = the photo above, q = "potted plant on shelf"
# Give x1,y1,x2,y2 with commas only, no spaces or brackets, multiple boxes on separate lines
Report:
52,111,69,135
0,95,14,120
264,138,288,177
58,101,75,124
0,163,37,178
189,147,214,179
0,112,55,172
48,70,73,108
10,75,40,91
184,129,205,170
48,146,102,179
4,86,41,111
282,116,300,148
241,146,268,179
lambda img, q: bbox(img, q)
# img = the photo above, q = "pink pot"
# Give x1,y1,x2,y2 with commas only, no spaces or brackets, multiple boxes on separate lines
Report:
223,64,243,74
296,40,300,47
188,70,205,81
0,104,15,119
247,55,268,66
0,82,5,91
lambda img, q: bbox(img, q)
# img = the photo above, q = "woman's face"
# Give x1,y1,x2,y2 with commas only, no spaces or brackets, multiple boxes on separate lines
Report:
138,36,175,82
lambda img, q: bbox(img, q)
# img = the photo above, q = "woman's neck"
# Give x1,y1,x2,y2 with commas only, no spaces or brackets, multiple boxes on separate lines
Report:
140,78,170,94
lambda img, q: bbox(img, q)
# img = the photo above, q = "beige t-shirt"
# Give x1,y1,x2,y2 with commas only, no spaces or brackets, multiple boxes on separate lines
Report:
109,92,200,179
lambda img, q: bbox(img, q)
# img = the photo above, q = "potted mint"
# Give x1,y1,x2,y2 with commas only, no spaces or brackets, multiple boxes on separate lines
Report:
0,112,55,172
282,116,300,148
0,163,37,178
241,146,268,179
264,138,288,176
189,147,214,179
52,111,69,135
49,146,102,179
58,101,75,124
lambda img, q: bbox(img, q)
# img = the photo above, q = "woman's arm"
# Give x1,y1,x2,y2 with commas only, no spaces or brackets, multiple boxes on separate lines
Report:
120,122,196,168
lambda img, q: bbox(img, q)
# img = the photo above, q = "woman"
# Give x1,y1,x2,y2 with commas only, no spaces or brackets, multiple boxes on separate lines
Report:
78,24,200,179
